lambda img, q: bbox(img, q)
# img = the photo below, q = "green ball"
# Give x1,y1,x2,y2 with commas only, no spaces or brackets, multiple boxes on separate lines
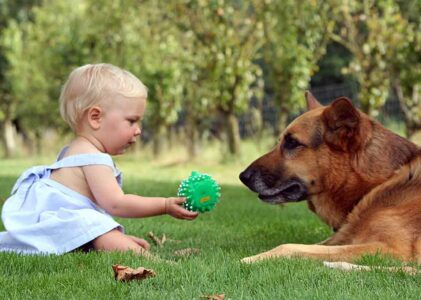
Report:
177,171,221,213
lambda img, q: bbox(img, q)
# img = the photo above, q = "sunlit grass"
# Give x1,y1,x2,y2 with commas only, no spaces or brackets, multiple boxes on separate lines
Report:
1,136,420,299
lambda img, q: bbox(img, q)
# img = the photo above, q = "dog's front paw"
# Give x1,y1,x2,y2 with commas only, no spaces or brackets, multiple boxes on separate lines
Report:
240,244,298,264
240,256,258,264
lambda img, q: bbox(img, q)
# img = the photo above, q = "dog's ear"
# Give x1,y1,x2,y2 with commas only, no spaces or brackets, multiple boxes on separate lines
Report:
322,97,361,152
305,91,322,110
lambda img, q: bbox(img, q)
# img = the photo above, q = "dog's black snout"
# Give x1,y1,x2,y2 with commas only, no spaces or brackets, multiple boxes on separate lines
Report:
239,168,255,186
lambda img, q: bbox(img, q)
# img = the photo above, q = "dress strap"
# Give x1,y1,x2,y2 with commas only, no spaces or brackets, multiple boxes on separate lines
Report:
9,148,123,201
50,148,122,183
50,153,115,170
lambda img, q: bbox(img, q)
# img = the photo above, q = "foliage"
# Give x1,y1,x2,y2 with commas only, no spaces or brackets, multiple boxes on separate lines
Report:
260,0,334,132
0,0,41,156
84,0,184,127
0,0,420,157
82,0,186,156
175,0,264,115
392,0,421,136
4,0,84,130
173,0,264,155
330,0,410,116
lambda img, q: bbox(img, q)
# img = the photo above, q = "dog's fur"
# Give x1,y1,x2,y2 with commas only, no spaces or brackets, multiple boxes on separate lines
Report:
240,92,421,264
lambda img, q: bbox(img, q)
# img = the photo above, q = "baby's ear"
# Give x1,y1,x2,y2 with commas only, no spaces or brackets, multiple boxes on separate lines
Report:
87,106,103,129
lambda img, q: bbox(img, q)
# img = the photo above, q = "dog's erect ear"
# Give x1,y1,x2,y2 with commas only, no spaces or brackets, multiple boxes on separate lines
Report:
305,91,322,110
322,97,361,152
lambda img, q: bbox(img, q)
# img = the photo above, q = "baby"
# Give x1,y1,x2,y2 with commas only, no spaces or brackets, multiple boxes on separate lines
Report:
0,63,198,256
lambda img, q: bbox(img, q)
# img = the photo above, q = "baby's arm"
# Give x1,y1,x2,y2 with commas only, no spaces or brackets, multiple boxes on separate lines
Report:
82,165,198,219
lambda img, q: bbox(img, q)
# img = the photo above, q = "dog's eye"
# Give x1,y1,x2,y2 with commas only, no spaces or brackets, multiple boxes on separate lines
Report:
283,134,303,150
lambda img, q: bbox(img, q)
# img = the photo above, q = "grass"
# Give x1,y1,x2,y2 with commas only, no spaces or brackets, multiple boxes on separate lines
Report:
1,139,421,299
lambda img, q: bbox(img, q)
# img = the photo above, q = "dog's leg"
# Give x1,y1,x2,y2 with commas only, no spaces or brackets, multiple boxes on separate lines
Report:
241,243,394,263
323,261,420,275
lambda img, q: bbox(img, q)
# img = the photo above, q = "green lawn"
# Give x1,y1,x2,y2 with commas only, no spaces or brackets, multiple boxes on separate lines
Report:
1,145,420,299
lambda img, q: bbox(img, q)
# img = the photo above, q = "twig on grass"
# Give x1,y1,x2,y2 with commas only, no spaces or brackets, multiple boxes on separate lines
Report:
147,231,166,247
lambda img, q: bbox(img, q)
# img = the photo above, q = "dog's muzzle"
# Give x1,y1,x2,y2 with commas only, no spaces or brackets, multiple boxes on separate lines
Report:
239,167,308,204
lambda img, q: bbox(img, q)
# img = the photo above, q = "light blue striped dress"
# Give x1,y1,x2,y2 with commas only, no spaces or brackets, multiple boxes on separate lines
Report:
0,147,123,254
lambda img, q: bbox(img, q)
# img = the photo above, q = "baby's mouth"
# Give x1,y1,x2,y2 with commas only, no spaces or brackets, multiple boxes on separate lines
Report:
125,142,135,148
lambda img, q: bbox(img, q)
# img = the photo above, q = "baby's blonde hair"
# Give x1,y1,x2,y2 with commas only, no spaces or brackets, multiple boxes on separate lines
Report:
59,63,147,130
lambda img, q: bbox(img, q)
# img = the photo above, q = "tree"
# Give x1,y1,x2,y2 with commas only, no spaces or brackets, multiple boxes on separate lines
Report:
84,0,185,157
2,0,86,154
330,0,409,117
392,0,421,139
0,0,41,157
174,0,264,156
260,0,334,134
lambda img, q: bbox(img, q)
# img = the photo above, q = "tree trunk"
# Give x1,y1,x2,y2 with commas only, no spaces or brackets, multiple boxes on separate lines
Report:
1,118,17,158
249,106,263,148
152,123,166,158
185,112,200,159
394,80,421,139
275,104,289,137
409,129,421,146
34,129,43,155
167,126,175,149
221,110,241,155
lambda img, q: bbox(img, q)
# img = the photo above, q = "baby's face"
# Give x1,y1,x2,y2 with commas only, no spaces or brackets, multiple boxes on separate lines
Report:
97,96,146,155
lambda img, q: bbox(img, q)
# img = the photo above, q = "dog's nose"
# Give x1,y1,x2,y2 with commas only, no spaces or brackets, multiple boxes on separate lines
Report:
239,168,254,186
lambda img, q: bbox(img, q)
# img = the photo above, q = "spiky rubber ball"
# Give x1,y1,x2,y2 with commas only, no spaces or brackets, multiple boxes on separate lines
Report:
177,171,221,213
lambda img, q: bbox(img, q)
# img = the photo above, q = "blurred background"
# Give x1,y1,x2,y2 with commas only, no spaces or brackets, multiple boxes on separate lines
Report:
0,0,420,160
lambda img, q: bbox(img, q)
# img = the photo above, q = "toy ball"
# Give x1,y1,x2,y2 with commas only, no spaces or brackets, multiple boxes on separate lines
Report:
177,171,221,213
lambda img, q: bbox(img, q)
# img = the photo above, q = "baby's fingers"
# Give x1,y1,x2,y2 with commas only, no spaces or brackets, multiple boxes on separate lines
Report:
176,206,199,220
172,197,187,205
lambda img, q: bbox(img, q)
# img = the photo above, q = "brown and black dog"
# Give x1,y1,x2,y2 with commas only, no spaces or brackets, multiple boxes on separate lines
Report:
239,92,421,265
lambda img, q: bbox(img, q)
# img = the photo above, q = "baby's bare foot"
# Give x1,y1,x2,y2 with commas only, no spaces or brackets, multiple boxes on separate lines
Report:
127,235,150,250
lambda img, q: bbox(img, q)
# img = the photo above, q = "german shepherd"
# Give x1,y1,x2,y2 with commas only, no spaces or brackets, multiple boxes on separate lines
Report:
239,92,421,265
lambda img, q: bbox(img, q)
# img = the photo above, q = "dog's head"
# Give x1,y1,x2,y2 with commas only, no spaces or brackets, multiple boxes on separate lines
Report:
239,92,373,205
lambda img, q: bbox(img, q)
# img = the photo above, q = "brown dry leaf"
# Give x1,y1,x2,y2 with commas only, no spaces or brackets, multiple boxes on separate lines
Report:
173,248,201,257
148,231,167,247
112,264,156,282
201,294,225,300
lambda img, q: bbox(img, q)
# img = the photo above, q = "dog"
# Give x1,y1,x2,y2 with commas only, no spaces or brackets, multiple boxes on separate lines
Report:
239,91,421,265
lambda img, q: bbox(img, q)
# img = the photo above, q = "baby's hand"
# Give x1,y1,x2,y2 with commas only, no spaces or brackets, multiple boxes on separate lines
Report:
165,197,198,220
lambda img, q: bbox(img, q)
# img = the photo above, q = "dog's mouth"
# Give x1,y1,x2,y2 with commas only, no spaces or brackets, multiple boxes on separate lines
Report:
239,168,308,204
256,179,308,204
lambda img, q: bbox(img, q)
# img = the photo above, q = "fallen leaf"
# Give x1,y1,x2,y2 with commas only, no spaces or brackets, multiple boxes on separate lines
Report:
173,248,200,257
112,264,156,282
201,294,225,300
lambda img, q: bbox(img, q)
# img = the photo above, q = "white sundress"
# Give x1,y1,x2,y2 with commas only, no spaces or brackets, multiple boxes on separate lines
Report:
0,148,123,255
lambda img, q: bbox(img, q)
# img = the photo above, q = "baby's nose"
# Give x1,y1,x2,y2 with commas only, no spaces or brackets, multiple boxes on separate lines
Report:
135,126,141,136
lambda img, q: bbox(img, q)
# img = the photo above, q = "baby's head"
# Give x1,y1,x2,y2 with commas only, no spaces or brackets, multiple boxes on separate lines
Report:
59,63,147,131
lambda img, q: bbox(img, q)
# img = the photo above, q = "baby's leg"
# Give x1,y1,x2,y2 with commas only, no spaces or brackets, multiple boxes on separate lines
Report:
92,229,153,258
